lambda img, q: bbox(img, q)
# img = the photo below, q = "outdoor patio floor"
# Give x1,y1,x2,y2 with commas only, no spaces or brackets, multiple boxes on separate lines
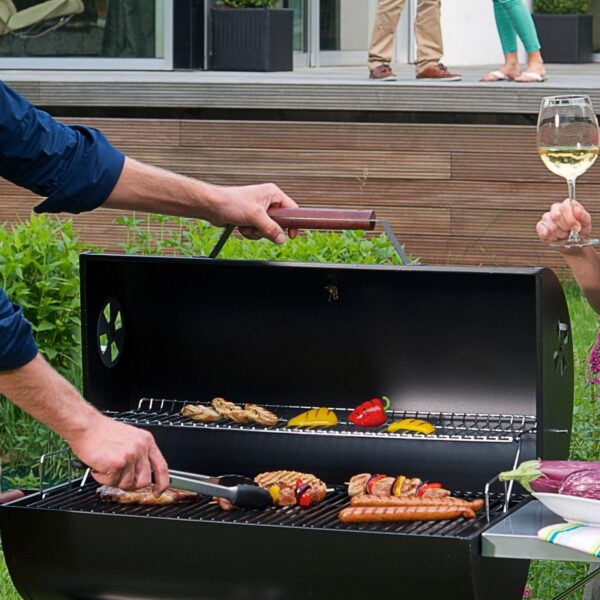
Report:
2,63,600,114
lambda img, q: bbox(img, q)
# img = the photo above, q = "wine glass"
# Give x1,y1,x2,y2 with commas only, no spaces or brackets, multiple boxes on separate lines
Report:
537,95,600,248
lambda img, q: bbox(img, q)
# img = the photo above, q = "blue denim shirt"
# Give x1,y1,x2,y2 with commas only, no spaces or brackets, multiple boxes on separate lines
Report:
0,82,125,370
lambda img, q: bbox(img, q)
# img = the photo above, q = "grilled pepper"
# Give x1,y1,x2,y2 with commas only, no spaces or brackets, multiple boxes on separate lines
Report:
295,481,313,507
392,475,406,496
416,482,443,497
386,418,435,435
349,396,390,428
287,407,338,428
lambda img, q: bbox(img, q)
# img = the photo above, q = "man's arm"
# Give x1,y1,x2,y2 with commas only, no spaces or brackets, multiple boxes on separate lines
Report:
537,198,600,313
103,157,296,244
0,354,169,492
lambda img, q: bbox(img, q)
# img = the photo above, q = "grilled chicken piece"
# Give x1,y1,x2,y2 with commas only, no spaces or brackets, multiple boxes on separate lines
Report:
211,397,240,418
180,404,222,423
421,487,452,498
371,476,395,496
348,473,370,497
243,404,278,427
96,485,201,505
254,470,327,506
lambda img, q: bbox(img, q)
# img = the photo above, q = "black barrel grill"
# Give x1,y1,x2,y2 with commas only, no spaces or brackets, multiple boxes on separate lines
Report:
0,253,573,600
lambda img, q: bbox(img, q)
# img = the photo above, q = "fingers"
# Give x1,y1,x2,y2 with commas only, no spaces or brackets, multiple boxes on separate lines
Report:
537,199,593,242
149,444,170,494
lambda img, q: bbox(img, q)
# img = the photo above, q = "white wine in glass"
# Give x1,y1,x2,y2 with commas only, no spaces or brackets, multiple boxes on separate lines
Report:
537,95,599,248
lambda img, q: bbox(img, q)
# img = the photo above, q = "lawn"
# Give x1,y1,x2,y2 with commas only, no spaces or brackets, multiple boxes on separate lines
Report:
0,269,598,599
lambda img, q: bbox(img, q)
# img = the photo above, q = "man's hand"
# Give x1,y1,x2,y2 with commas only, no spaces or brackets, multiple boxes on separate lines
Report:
69,415,169,493
0,354,169,494
104,158,299,244
205,182,299,243
536,199,593,246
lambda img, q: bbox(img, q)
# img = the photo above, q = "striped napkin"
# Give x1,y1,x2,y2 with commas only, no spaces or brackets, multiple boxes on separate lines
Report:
538,523,600,558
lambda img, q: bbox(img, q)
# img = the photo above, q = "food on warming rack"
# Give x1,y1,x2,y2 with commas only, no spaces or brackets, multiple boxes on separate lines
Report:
349,495,484,511
287,407,338,428
338,505,476,523
348,397,389,428
96,485,202,506
181,398,278,427
254,470,327,507
243,403,279,427
180,404,222,423
347,473,451,498
386,418,435,435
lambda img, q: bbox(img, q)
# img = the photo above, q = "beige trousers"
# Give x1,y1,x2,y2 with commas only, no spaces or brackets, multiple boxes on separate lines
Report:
368,0,443,73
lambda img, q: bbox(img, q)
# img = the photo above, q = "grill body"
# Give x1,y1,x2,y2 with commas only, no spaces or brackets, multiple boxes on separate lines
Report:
0,256,574,600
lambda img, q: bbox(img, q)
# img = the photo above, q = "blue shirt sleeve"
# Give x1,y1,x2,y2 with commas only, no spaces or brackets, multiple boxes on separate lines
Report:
0,287,38,370
0,81,125,214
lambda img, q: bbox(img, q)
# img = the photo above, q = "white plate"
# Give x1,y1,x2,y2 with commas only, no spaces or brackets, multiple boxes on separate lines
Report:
533,493,600,527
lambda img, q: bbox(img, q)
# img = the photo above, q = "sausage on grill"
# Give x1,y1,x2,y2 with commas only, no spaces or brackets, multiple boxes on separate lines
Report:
349,495,484,511
338,505,476,523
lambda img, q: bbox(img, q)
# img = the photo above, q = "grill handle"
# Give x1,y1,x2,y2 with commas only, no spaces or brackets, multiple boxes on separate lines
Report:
268,208,376,231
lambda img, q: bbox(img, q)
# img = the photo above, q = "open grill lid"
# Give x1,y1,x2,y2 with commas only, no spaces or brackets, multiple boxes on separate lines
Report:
80,255,573,488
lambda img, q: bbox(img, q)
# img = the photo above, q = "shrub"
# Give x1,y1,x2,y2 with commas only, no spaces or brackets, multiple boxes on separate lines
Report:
222,0,279,8
0,215,85,475
534,0,591,14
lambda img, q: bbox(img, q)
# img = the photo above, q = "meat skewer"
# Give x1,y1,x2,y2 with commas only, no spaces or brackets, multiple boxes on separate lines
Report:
339,505,476,523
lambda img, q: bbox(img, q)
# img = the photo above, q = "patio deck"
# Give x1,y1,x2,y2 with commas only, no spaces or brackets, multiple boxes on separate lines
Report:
2,64,600,115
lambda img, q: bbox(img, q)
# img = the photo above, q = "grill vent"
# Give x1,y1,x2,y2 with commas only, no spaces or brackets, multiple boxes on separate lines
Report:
97,297,124,368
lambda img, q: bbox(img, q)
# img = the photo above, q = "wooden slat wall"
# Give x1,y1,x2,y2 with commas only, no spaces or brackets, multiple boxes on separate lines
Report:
1,118,595,275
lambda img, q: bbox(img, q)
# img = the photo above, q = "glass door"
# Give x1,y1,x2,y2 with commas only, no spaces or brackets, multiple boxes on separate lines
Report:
0,0,173,69
317,0,413,67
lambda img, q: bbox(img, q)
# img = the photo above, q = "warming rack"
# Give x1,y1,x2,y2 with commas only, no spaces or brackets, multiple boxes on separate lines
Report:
21,481,522,540
106,398,538,443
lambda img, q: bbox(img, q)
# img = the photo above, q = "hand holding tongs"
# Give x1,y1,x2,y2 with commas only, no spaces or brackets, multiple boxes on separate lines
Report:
168,469,273,510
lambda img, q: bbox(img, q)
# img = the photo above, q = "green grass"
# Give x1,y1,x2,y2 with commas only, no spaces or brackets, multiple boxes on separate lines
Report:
0,281,598,600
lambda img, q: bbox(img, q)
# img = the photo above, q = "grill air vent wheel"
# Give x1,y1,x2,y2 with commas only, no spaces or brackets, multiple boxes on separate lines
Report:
97,297,124,368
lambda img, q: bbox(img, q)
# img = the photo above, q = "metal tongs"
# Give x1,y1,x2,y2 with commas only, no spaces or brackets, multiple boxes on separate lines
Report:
169,469,273,510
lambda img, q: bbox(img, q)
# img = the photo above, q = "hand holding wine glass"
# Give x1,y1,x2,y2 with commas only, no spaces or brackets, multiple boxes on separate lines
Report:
537,95,599,248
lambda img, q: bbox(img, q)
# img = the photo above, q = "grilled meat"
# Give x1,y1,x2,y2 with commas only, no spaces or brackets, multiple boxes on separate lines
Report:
244,404,278,427
348,473,370,497
210,398,278,426
96,485,202,505
371,476,395,496
254,470,327,506
350,495,484,511
180,404,222,423
339,505,476,523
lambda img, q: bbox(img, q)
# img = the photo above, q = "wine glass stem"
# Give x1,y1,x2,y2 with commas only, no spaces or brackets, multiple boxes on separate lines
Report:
567,178,576,202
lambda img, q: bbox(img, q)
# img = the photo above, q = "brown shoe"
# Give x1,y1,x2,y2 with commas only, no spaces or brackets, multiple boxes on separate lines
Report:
369,65,397,82
417,63,462,81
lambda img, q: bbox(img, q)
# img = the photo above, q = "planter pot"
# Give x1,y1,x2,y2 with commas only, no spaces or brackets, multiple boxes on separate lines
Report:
211,8,293,72
533,13,593,63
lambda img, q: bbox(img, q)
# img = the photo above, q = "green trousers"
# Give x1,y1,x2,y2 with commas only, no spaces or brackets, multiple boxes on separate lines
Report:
493,0,541,54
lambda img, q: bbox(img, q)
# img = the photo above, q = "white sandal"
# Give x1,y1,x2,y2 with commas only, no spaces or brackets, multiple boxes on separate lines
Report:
480,70,513,82
515,71,547,83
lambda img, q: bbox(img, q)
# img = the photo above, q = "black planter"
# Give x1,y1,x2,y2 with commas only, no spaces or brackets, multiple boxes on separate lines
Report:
533,13,593,63
211,8,293,72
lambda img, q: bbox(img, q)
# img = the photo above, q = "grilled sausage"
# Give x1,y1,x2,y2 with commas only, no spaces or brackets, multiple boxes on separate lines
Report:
339,505,476,523
349,494,484,511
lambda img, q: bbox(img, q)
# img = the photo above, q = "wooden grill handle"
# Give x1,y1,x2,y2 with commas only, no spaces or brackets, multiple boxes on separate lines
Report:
267,208,376,231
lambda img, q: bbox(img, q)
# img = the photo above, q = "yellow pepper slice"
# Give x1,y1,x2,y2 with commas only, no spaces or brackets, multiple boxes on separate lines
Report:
287,407,338,428
269,485,280,503
392,475,406,496
387,418,435,435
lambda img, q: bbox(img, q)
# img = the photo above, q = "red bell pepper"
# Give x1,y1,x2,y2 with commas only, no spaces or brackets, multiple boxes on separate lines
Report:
416,482,443,497
349,396,390,428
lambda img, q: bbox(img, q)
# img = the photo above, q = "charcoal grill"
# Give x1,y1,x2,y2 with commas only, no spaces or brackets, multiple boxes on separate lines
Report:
0,251,573,600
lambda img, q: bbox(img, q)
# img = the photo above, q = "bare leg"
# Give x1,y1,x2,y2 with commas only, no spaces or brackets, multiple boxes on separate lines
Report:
480,51,520,81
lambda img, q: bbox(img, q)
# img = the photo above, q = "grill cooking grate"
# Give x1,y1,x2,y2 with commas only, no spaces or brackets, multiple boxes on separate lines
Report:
106,398,537,443
23,482,524,540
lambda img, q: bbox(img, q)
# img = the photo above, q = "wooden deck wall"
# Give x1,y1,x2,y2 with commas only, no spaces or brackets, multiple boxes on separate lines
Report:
1,117,596,274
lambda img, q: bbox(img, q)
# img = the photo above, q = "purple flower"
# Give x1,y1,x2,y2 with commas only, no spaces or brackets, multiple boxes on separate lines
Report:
588,331,600,385
522,585,532,599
